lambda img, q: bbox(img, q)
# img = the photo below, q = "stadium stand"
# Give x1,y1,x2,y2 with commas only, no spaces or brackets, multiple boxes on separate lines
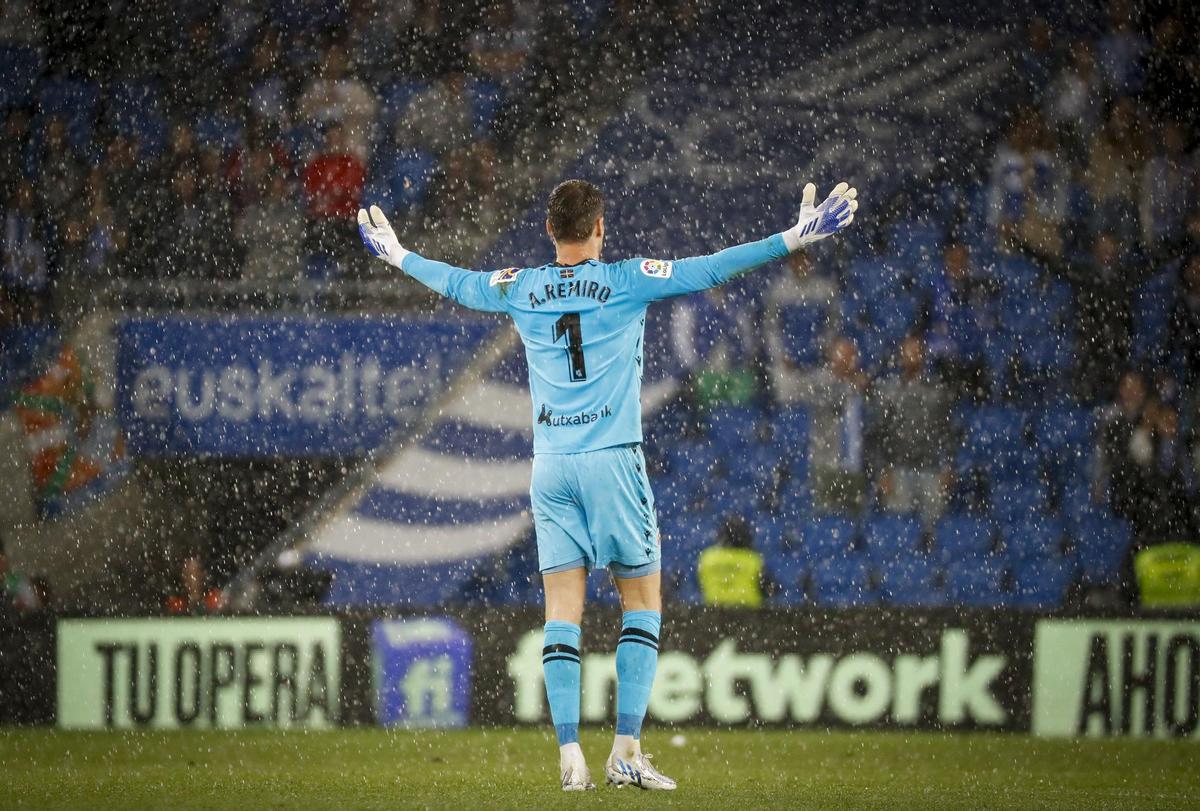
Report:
3,0,1197,613
458,1,1197,609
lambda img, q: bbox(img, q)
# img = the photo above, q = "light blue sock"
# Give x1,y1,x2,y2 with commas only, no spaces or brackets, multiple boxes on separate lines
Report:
615,610,661,739
543,621,581,745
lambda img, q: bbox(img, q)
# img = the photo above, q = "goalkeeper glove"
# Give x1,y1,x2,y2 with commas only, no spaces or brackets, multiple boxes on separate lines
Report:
357,205,410,268
782,182,858,251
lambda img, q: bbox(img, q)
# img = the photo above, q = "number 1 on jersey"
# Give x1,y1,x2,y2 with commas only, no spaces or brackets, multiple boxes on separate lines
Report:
553,312,587,382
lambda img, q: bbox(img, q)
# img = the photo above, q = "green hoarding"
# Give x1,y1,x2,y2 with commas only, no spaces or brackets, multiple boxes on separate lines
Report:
1032,620,1200,739
57,618,340,729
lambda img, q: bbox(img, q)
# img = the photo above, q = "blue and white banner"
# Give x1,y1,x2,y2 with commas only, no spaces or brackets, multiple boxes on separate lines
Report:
116,316,495,456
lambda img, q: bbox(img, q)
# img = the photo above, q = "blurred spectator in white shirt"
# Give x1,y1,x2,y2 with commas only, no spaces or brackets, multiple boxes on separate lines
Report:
299,43,379,159
1139,120,1197,258
246,30,291,127
764,252,840,379
868,335,953,527
399,71,476,157
780,337,869,514
987,107,1068,258
236,170,305,282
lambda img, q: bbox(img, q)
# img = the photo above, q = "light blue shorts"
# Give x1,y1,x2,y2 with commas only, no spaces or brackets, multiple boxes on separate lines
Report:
531,443,662,575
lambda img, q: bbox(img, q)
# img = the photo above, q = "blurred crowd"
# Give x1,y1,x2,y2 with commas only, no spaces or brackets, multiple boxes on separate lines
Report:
0,0,704,326
665,0,1200,554
3,0,1198,611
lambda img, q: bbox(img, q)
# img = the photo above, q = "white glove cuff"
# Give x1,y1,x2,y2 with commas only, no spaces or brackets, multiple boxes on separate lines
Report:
781,228,803,253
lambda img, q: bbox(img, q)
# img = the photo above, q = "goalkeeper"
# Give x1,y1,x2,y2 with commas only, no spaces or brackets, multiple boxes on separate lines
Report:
359,179,858,791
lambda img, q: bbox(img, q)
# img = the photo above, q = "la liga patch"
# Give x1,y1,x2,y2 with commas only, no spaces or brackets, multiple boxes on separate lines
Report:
489,267,523,286
640,259,673,279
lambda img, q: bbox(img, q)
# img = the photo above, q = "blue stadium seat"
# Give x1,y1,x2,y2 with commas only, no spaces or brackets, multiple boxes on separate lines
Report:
705,485,759,522
863,288,921,354
778,303,828,366
994,256,1041,298
193,112,242,150
890,221,944,266
767,548,808,599
945,558,1007,606
957,406,1027,478
707,404,762,449
935,514,994,561
1131,268,1177,363
879,554,944,607
608,124,673,164
845,257,907,300
863,513,924,561
729,444,781,489
801,516,858,562
0,46,42,107
1010,557,1072,610
773,404,809,446
1072,513,1133,586
990,481,1048,530
669,567,703,604
812,555,877,607
304,252,337,280
0,325,60,407
979,328,1017,386
587,568,622,606
999,517,1064,561
468,78,505,134
1060,481,1104,529
750,515,787,556
367,147,438,214
108,80,168,154
843,323,890,372
285,121,325,163
775,481,812,524
1035,407,1095,484
664,442,721,497
1000,286,1069,339
38,78,100,153
1017,331,1073,374
380,79,431,125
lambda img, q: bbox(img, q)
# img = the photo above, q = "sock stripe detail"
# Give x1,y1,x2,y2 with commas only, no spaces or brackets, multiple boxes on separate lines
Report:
619,627,659,644
542,654,581,665
617,636,658,652
543,643,580,657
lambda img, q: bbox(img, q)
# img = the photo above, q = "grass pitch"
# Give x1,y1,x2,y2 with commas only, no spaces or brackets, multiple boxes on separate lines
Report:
0,727,1194,809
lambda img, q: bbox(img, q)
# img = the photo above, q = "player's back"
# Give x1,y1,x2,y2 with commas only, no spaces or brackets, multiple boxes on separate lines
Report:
498,258,649,455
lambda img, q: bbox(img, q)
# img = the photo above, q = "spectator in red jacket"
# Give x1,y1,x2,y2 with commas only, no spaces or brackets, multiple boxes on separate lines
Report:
303,122,365,264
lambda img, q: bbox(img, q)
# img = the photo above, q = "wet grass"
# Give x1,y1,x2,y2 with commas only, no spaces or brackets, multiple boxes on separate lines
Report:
0,727,1195,809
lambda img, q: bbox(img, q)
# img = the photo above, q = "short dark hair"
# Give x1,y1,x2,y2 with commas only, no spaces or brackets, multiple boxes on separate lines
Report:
547,180,604,242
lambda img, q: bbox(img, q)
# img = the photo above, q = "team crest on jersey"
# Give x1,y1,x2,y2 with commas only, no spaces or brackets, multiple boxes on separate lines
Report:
640,259,673,279
489,267,523,286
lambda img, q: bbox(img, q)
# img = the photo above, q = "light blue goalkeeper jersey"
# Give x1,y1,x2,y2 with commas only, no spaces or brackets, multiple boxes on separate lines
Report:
400,233,790,454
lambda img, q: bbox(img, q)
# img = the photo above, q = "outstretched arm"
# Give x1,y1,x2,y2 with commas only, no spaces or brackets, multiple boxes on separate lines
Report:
357,205,507,313
630,182,858,302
